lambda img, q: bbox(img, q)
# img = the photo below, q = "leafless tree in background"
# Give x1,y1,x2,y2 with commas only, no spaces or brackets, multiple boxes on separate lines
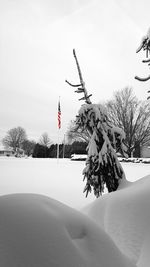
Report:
106,87,150,156
2,126,27,152
39,132,52,148
66,120,90,144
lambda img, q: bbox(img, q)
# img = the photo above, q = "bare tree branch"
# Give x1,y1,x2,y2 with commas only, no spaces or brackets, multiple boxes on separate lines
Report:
135,75,150,82
66,49,92,104
65,80,82,87
135,29,150,98
142,58,150,63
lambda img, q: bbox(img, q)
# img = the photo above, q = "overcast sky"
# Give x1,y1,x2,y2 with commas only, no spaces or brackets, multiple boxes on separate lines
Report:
0,0,150,143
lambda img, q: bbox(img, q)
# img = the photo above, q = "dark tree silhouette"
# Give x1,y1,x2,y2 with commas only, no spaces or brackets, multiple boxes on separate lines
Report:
22,140,36,156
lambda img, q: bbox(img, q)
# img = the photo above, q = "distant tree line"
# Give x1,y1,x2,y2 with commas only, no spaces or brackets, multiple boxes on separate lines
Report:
32,141,87,158
1,126,87,158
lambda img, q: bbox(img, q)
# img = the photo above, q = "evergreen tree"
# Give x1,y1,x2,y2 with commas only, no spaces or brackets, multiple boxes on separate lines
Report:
32,143,48,158
49,144,57,158
77,104,126,197
22,140,36,156
71,141,87,155
66,49,127,197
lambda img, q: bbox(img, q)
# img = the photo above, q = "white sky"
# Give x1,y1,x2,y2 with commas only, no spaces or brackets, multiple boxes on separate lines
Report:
0,0,150,143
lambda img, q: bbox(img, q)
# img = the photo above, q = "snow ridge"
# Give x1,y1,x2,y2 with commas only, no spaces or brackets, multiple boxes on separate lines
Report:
0,193,135,267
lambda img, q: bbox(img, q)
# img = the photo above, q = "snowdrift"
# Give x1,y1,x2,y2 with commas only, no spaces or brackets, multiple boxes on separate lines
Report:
0,159,150,266
0,193,135,267
83,174,150,267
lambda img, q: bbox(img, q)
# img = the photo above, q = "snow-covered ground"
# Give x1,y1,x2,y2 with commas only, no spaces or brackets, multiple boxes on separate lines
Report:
0,157,150,267
0,157,95,209
0,157,149,209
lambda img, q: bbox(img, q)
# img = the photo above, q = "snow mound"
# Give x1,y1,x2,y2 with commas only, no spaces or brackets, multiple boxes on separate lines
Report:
83,175,150,266
0,193,135,267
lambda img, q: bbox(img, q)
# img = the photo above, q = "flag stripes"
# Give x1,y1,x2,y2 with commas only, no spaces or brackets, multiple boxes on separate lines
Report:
58,100,61,129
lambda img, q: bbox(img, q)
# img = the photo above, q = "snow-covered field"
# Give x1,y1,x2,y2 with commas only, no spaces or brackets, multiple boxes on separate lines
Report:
0,157,150,267
0,157,149,209
0,157,96,209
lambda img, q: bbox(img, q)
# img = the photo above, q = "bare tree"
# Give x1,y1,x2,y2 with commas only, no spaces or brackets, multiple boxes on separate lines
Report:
39,133,52,148
106,87,150,156
66,120,90,144
2,126,27,152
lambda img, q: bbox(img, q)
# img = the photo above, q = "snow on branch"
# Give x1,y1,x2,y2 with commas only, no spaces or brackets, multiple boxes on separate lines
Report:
135,28,150,99
76,104,126,197
66,50,126,197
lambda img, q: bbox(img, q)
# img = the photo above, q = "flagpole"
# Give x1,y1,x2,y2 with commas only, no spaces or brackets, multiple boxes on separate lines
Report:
63,134,65,158
57,96,61,161
57,129,59,160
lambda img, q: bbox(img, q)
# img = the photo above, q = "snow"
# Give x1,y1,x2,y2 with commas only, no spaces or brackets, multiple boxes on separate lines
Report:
0,157,95,209
0,157,150,266
71,154,87,161
0,193,135,267
83,174,150,266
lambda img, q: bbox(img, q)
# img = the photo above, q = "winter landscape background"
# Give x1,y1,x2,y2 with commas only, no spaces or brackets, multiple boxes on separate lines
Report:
1,0,150,266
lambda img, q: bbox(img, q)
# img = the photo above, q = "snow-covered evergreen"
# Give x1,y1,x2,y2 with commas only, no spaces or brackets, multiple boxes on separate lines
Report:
76,103,127,197
66,49,127,197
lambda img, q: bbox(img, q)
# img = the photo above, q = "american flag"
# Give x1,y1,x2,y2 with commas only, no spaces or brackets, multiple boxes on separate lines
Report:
58,100,61,129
